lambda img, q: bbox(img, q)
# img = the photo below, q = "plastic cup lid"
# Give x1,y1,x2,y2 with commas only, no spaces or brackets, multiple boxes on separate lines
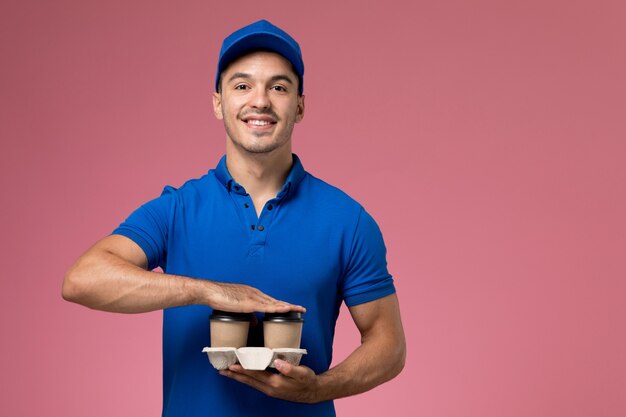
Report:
264,311,304,322
209,310,253,322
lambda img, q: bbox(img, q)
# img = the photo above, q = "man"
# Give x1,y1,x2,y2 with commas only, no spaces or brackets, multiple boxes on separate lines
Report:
63,19,405,416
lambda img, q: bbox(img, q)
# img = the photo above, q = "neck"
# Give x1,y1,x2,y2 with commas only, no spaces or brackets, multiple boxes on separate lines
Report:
225,144,293,202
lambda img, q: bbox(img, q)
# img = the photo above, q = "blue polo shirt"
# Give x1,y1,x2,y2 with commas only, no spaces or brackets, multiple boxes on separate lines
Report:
113,154,395,417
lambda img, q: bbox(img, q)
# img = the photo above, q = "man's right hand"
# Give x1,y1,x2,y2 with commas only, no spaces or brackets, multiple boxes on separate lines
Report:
203,281,306,314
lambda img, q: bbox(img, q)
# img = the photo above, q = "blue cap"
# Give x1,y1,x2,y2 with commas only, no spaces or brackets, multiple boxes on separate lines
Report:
216,20,304,95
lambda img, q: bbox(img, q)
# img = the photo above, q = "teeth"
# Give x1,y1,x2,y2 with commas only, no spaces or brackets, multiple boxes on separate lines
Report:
247,119,272,126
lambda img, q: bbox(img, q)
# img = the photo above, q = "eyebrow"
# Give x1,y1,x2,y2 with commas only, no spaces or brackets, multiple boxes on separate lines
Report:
227,72,294,85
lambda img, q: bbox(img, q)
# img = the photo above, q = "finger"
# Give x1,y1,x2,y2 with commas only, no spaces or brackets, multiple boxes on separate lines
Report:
219,369,278,396
227,366,273,384
275,360,317,384
261,303,306,313
273,359,301,380
236,285,303,312
227,364,245,372
220,369,267,389
263,297,306,312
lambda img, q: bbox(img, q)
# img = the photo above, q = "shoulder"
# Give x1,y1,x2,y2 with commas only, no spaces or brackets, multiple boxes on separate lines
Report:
299,172,363,212
293,172,371,234
158,170,221,202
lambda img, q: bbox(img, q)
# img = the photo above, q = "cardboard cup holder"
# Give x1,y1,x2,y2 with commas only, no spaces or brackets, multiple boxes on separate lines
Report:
202,347,307,370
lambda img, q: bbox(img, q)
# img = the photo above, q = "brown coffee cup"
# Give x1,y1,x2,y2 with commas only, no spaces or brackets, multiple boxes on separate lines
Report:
263,312,304,349
209,310,252,348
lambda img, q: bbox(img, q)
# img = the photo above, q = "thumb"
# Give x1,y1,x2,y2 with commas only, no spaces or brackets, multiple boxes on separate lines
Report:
273,359,294,376
274,359,315,382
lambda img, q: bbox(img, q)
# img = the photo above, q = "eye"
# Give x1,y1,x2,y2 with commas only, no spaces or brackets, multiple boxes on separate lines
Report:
271,85,287,92
234,84,250,90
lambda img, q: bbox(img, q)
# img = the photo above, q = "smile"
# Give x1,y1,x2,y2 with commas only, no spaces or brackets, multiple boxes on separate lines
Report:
245,119,274,126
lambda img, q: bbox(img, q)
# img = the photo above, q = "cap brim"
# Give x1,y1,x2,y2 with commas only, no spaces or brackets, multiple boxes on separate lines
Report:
216,33,304,93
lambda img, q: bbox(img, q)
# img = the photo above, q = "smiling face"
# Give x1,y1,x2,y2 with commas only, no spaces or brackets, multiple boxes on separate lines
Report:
212,51,305,156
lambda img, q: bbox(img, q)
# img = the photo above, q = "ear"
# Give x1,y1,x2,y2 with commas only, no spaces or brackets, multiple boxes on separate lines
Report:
295,94,305,123
212,92,224,120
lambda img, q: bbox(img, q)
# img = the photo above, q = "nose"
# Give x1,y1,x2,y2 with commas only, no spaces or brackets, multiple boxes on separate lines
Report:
249,87,270,109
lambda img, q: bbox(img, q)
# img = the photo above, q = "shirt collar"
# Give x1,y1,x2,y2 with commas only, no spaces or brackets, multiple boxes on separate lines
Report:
213,154,306,198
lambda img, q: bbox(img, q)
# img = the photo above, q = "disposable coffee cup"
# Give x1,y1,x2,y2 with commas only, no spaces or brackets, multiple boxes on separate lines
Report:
209,310,252,348
263,312,304,349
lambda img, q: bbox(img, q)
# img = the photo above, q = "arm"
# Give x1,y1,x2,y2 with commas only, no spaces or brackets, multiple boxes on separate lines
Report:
220,293,406,402
315,293,406,400
62,234,305,314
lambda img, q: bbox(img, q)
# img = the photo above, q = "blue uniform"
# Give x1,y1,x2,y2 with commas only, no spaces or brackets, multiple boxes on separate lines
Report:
113,154,395,416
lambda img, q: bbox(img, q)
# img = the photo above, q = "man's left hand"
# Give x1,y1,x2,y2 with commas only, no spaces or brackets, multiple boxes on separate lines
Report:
219,359,319,403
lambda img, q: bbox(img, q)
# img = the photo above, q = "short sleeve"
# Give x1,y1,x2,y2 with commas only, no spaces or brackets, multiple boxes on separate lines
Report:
111,186,176,270
341,208,396,307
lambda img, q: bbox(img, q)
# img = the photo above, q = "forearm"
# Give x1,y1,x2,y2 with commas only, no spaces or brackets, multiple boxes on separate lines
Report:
63,248,206,313
313,329,406,402
62,235,305,314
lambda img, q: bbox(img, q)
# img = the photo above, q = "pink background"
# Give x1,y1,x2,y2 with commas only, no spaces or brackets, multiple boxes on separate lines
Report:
1,0,625,416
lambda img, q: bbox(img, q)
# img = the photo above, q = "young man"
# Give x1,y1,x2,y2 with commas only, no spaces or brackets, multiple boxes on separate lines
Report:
63,20,405,416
